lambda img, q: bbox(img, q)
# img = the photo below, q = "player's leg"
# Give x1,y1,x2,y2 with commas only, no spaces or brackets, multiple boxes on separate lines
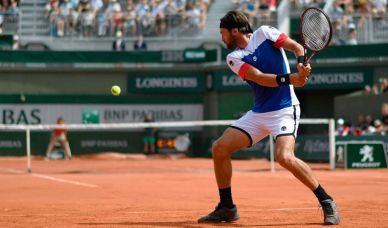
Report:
149,136,155,154
45,135,56,159
198,127,250,223
212,127,251,188
275,136,319,190
198,111,269,223
143,136,149,154
59,138,72,160
275,136,340,225
271,105,339,225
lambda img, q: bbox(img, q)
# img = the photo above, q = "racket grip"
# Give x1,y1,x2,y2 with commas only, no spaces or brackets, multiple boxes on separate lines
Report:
303,49,307,66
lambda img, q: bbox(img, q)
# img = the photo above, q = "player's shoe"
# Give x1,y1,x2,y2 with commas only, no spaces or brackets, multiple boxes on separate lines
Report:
198,203,239,223
321,199,340,225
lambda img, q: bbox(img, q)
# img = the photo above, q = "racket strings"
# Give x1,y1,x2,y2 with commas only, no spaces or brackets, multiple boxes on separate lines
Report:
302,9,331,51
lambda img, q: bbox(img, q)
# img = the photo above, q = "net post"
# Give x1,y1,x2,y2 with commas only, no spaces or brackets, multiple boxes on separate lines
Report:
269,135,275,172
328,118,336,170
26,126,31,173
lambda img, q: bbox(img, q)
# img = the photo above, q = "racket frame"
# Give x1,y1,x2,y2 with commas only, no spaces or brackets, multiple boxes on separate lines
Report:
299,7,333,65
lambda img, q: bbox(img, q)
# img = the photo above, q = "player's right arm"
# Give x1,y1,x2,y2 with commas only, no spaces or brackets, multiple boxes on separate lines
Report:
244,64,310,87
227,54,310,87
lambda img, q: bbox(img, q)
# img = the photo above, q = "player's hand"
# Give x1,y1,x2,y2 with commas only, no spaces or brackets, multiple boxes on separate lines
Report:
297,63,311,77
291,63,311,87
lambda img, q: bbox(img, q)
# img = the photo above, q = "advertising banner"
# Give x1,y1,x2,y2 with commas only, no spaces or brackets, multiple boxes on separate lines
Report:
128,73,205,93
0,104,203,124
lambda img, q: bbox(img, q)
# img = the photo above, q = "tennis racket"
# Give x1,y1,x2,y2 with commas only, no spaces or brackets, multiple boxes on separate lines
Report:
300,7,332,65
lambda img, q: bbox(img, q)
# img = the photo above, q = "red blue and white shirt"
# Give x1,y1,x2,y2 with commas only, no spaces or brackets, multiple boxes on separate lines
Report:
227,25,300,113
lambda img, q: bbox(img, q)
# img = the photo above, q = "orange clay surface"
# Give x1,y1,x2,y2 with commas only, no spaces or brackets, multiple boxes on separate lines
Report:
0,153,387,228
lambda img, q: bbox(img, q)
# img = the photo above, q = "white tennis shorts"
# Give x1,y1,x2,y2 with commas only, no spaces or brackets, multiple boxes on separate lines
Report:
231,105,300,147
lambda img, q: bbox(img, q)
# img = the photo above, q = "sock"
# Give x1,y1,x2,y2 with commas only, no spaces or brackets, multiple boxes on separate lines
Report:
219,187,234,209
313,184,333,203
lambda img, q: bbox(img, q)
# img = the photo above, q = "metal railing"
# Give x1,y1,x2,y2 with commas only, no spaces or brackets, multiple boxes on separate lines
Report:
1,13,19,34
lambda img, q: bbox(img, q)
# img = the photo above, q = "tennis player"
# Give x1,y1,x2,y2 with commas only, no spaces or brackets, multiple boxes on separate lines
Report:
45,117,72,160
198,11,340,225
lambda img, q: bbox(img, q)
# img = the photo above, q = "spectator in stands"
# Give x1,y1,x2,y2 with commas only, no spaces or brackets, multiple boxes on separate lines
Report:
364,84,372,94
165,0,178,15
372,0,387,21
268,0,277,12
6,0,19,14
143,112,156,155
380,78,388,93
331,19,346,45
382,103,388,125
57,0,72,36
336,118,351,136
105,0,122,35
152,0,167,35
346,22,358,45
96,5,108,36
46,0,61,36
374,119,386,135
134,34,147,50
136,0,153,35
112,30,126,50
184,2,202,30
258,0,271,24
45,117,72,160
364,114,376,134
175,0,187,13
198,0,209,28
0,5,4,34
372,83,380,94
353,114,366,135
355,0,372,28
111,3,123,35
90,0,103,15
238,0,257,26
80,4,94,37
67,7,79,36
330,0,345,20
123,5,137,36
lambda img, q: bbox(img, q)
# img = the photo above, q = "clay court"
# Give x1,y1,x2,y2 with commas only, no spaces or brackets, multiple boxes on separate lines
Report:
1,154,387,227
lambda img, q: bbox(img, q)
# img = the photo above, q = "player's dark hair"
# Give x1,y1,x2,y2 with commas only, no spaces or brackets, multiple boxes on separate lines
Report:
220,11,253,34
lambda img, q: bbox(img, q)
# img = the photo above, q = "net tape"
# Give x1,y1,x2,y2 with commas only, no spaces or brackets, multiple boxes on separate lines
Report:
302,8,331,51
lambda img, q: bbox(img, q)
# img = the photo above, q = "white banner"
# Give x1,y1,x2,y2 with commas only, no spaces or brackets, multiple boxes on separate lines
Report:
0,104,203,125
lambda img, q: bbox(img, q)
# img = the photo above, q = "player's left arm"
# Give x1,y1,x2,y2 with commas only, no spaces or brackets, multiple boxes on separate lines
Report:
282,37,311,77
282,37,305,61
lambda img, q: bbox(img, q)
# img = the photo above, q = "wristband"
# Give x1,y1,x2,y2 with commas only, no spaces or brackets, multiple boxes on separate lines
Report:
276,74,291,86
297,56,305,64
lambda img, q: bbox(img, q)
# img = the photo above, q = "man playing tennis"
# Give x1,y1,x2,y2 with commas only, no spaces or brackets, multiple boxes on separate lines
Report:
198,11,340,225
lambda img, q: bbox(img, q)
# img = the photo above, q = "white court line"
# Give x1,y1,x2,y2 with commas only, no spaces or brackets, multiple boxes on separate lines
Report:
122,207,317,214
1,168,98,188
0,207,319,217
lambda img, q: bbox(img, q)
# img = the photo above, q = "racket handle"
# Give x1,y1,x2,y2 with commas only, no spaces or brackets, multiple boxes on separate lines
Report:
303,49,307,66
304,52,315,66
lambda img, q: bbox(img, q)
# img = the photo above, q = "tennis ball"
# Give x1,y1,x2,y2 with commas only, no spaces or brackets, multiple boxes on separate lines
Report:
111,85,121,96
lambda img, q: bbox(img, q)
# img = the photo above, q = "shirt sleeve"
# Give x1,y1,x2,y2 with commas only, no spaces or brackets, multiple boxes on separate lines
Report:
226,54,250,80
260,25,288,48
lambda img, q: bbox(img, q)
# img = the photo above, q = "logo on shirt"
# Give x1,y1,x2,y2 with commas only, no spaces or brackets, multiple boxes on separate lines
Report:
229,60,234,66
281,126,287,131
253,55,257,62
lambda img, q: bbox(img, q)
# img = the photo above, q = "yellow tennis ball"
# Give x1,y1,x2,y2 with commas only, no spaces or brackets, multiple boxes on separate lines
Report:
111,85,121,96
